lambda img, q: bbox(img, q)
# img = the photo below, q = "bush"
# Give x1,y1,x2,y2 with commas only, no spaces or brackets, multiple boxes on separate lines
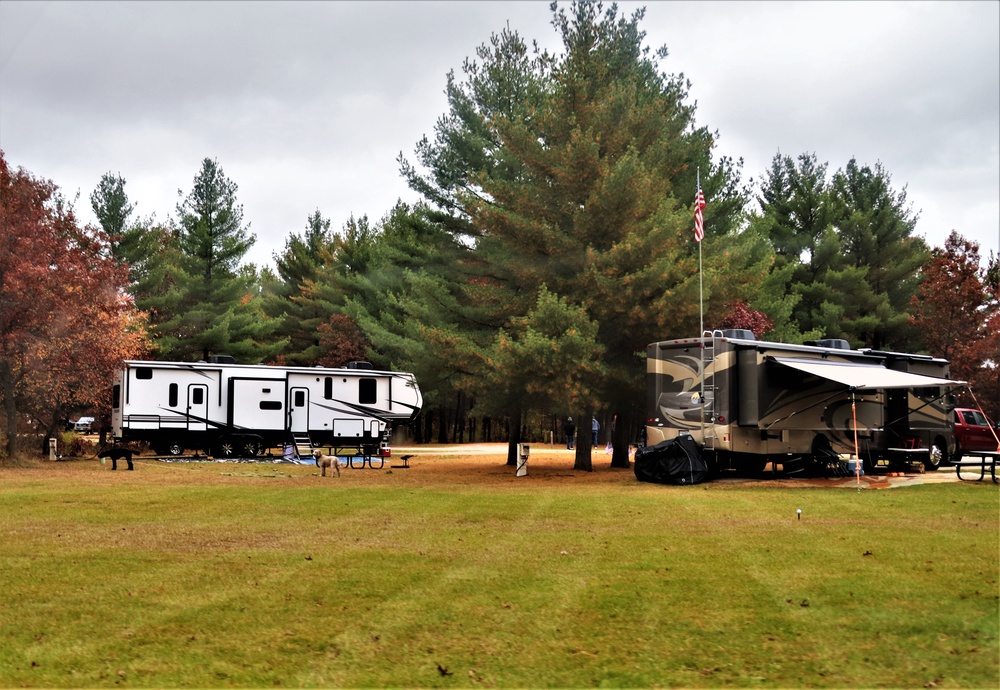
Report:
63,433,95,458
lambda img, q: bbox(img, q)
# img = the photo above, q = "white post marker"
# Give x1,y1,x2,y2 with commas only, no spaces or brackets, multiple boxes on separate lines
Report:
797,508,802,521
516,443,529,477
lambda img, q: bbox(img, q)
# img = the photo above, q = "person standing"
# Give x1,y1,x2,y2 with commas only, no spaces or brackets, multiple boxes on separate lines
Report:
563,416,576,449
592,416,600,447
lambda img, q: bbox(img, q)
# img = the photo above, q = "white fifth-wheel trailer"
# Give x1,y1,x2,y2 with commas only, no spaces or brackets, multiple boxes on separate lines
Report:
111,358,422,458
647,330,963,475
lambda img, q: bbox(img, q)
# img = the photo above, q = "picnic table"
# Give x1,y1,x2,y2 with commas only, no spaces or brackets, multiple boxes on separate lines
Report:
952,450,999,484
348,454,385,470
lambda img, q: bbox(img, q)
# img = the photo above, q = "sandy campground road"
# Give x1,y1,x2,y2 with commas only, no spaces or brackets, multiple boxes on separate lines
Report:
390,443,973,490
19,442,985,490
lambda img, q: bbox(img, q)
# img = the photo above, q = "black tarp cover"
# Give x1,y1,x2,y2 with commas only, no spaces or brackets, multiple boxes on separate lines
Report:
634,435,709,485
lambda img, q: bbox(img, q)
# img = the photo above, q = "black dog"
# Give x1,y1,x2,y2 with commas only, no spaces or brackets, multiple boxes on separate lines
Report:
98,447,134,471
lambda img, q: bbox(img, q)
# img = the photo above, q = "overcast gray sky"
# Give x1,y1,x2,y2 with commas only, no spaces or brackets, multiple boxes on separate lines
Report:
2,1,998,270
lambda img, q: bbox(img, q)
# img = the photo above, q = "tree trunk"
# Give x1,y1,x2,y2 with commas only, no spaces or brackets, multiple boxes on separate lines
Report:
609,412,630,468
506,407,521,466
1,357,19,459
436,403,448,444
573,406,593,471
422,407,433,444
453,391,464,443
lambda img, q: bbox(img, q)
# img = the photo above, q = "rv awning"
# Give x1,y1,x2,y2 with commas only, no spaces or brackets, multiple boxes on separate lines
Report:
771,357,965,390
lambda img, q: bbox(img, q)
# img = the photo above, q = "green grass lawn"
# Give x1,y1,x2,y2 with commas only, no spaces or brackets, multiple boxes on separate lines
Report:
1,457,997,688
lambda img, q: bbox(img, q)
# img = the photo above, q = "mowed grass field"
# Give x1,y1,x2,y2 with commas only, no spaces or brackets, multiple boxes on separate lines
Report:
1,448,997,688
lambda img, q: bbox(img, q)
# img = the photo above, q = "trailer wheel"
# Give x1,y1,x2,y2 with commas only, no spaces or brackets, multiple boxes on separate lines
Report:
241,439,260,458
924,437,947,472
216,440,236,458
166,442,184,456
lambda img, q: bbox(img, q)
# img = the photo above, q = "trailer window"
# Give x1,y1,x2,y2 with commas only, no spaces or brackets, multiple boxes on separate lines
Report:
191,388,204,405
260,401,282,410
294,390,306,407
112,384,121,409
359,378,377,404
324,377,333,400
169,383,178,407
135,367,152,380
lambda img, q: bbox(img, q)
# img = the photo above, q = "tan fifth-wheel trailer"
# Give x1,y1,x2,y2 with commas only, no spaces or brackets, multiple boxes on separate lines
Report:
646,330,964,475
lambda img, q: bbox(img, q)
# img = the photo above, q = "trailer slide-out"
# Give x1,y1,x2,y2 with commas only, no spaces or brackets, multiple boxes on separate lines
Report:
111,358,422,458
646,330,964,474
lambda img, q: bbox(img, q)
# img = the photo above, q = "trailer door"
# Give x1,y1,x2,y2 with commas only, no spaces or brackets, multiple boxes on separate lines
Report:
289,387,309,433
187,384,208,431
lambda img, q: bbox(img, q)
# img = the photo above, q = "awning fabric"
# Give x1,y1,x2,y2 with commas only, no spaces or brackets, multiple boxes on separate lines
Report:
771,357,965,390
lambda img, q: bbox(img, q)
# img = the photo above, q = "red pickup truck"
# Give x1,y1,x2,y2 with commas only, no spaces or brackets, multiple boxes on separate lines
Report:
952,408,1000,459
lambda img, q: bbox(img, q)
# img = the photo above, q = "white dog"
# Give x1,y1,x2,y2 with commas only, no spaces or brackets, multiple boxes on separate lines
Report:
313,450,341,477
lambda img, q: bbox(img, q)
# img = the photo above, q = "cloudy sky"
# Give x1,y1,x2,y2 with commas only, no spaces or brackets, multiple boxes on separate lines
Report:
2,1,998,270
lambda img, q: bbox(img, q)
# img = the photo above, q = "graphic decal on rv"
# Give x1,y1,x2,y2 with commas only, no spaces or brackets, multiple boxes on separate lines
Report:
652,353,714,429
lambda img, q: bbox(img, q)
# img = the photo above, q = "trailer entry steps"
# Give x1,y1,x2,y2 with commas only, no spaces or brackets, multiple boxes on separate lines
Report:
292,433,314,459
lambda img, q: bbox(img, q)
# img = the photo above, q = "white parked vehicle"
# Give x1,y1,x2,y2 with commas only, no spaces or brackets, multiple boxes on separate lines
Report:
110,357,422,458
74,416,95,433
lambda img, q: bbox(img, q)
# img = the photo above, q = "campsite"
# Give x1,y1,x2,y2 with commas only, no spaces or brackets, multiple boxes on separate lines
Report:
1,445,996,688
3,3,998,687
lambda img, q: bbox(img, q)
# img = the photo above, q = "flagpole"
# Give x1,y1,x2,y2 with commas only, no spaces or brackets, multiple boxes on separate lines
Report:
697,168,705,442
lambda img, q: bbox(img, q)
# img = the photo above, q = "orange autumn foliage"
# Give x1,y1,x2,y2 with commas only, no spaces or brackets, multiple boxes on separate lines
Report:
1,151,149,455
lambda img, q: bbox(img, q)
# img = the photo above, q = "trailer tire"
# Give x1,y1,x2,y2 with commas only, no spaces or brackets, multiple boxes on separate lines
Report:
156,441,185,456
215,439,236,458
924,437,947,472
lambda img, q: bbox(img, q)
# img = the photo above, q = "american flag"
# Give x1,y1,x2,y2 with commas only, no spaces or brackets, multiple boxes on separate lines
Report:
694,187,706,242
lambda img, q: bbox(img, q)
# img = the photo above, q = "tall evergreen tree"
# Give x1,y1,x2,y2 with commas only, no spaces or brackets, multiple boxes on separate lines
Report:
261,209,335,365
472,2,761,467
396,0,766,466
755,153,926,348
825,159,927,349
154,158,281,362
752,152,830,342
90,172,134,259
90,172,165,292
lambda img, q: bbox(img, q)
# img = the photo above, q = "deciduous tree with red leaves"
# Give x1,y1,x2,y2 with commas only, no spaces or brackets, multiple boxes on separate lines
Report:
720,300,775,339
0,151,149,459
315,313,371,368
910,231,999,419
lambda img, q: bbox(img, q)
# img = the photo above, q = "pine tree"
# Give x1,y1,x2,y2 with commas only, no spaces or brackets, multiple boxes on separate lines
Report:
397,0,765,466
155,158,281,362
261,209,335,365
90,172,134,259
756,153,927,348
469,2,762,467
826,159,927,349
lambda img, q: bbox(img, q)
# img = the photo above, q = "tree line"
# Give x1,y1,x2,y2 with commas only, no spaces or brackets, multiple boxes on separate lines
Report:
2,1,997,462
